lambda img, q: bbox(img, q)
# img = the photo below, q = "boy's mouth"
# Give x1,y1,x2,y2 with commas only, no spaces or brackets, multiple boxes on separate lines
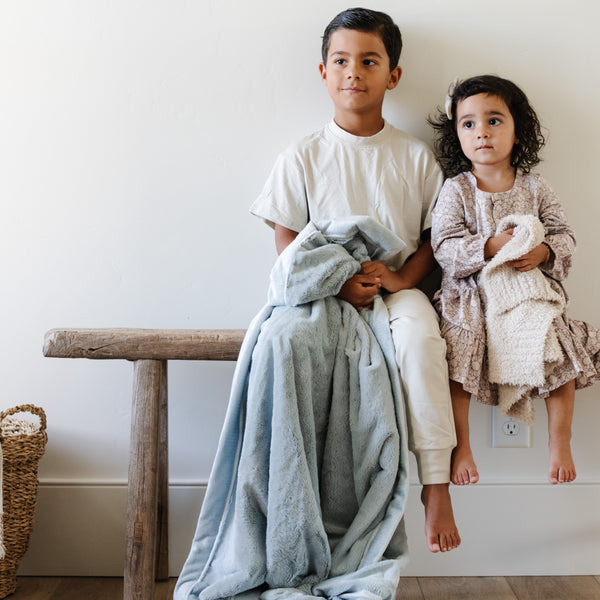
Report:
343,87,366,93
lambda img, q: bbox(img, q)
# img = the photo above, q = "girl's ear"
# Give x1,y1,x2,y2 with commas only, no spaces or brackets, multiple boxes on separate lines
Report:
387,66,402,90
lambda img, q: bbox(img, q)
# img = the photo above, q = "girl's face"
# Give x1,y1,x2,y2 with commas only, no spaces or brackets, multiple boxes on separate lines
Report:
455,93,517,172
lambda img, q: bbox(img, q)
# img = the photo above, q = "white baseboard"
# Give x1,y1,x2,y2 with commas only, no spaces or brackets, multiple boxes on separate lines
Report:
18,482,600,577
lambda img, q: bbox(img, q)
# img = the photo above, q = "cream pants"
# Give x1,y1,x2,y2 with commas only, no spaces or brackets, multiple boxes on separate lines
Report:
384,288,457,485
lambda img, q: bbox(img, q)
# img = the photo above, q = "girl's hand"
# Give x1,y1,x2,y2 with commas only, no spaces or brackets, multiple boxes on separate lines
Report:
507,243,549,272
337,273,381,311
484,228,514,259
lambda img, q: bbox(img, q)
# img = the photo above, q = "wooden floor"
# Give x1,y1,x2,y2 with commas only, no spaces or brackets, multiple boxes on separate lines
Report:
8,576,600,599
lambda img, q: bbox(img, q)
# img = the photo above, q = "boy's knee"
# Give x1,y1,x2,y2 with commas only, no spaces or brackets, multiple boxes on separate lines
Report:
392,323,447,368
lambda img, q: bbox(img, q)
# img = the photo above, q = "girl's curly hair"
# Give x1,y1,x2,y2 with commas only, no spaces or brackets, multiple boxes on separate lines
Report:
428,75,545,178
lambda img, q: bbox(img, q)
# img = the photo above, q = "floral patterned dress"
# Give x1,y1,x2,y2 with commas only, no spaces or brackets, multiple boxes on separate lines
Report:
431,170,600,406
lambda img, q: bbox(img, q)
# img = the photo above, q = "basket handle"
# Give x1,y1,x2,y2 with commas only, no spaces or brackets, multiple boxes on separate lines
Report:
0,404,47,433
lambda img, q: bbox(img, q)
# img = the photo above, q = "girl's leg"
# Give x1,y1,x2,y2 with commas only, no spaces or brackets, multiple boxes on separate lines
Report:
546,380,576,484
450,380,479,485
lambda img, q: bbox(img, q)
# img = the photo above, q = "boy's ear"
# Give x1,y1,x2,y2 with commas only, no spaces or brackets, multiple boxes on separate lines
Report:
319,62,327,83
387,66,402,90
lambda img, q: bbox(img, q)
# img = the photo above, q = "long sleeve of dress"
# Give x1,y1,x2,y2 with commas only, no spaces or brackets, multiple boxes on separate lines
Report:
431,178,488,279
534,176,576,281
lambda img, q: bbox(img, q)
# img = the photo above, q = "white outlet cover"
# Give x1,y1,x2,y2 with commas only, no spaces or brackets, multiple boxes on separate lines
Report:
491,406,532,448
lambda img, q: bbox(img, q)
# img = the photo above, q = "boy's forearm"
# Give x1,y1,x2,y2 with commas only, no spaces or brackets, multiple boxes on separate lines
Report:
393,240,438,289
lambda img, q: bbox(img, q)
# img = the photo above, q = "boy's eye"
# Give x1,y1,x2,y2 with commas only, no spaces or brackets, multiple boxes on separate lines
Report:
334,58,346,65
363,59,376,66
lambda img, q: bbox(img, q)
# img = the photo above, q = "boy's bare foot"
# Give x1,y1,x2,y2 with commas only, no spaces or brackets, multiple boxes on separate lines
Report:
548,439,576,484
451,445,479,485
421,483,461,552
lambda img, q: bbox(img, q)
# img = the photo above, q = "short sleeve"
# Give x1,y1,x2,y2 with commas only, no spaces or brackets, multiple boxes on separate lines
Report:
250,151,309,232
421,159,444,232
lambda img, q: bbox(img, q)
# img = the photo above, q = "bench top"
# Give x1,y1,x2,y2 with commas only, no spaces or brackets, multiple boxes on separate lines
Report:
43,328,246,361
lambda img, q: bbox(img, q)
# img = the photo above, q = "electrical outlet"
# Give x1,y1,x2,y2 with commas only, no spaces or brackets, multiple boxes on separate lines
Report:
492,406,532,448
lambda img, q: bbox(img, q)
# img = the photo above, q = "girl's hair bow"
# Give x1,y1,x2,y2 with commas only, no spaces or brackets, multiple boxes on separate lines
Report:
444,77,460,120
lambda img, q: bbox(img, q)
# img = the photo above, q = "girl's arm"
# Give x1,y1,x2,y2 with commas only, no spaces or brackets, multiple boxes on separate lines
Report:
431,181,489,279
535,177,576,281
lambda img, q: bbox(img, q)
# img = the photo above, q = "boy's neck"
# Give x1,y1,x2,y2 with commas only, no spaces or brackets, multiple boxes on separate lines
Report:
333,112,385,137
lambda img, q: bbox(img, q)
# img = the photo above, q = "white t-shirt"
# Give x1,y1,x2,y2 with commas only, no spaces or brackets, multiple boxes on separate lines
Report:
250,120,444,268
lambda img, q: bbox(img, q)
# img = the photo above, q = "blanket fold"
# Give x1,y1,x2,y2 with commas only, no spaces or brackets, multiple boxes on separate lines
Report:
174,216,410,600
480,214,565,423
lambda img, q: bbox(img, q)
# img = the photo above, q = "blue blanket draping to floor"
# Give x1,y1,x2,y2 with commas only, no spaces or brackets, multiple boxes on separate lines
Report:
174,217,411,600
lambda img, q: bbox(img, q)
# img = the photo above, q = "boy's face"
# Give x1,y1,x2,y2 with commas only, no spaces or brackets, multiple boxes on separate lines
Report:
319,28,401,122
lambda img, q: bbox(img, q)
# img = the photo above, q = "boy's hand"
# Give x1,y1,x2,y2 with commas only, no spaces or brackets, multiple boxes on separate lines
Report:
507,243,549,272
361,260,410,293
337,273,381,311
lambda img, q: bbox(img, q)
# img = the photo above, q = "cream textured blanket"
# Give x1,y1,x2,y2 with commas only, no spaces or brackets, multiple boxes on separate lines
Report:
480,214,565,423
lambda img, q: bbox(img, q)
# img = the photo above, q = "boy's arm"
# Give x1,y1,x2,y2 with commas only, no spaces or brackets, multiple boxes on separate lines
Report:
274,224,381,310
362,236,438,293
393,237,438,288
275,224,299,255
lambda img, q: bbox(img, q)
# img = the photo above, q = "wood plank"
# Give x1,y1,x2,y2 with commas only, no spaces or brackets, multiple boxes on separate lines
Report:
418,576,517,600
9,576,62,599
153,577,178,600
396,576,424,599
43,328,246,361
123,360,163,600
506,575,600,599
52,577,123,599
10,577,600,598
11,578,175,600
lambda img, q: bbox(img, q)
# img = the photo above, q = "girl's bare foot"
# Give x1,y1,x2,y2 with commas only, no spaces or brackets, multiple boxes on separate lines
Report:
421,483,461,552
546,380,576,484
451,445,479,486
548,439,576,484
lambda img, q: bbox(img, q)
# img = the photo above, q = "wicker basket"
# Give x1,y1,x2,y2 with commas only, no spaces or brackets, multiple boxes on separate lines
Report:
0,405,47,599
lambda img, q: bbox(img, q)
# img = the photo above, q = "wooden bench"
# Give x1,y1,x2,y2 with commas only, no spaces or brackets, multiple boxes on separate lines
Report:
43,328,246,600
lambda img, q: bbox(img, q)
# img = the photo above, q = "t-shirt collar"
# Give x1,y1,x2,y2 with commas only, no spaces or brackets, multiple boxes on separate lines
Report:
327,119,390,145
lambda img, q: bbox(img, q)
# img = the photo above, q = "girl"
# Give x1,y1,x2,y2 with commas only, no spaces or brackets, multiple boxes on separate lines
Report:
429,75,600,486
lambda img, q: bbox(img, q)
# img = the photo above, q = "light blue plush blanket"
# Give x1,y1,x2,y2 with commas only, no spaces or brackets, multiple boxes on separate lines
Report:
174,217,410,600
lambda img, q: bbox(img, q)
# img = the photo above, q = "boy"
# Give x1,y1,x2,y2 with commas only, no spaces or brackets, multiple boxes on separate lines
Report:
251,7,460,553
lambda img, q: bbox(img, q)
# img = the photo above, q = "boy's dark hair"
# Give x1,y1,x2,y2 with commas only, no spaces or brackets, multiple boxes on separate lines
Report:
429,74,545,178
321,7,402,71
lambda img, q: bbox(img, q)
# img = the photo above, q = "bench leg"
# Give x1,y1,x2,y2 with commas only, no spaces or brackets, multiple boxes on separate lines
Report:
124,359,166,600
156,361,169,580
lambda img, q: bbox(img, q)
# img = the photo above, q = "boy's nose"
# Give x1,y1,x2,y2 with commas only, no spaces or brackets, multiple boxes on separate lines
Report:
346,62,362,79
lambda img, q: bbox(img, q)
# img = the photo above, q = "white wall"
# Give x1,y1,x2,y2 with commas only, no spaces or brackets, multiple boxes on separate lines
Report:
2,0,599,577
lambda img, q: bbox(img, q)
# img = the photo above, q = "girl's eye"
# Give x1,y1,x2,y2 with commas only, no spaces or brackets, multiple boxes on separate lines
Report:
463,121,474,129
489,118,500,126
